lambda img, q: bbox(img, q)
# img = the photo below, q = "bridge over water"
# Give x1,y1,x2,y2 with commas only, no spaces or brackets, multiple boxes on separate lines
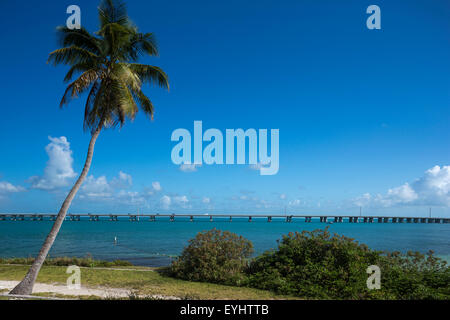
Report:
0,213,449,224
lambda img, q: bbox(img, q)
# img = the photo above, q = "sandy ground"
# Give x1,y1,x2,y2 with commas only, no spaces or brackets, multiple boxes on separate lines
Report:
0,280,179,300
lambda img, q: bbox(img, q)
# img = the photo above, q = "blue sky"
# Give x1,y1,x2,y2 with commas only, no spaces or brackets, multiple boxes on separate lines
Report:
0,0,449,216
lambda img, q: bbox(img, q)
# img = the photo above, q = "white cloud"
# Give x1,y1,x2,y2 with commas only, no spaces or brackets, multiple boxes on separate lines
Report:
117,190,146,206
29,136,77,190
81,175,112,198
354,165,450,207
152,181,162,192
0,181,25,195
280,194,286,200
202,197,211,204
289,199,301,206
160,195,171,209
174,195,189,208
80,171,134,199
385,183,418,205
111,171,132,188
179,164,200,172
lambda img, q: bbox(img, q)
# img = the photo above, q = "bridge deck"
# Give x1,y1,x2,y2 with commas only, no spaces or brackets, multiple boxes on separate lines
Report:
0,213,449,223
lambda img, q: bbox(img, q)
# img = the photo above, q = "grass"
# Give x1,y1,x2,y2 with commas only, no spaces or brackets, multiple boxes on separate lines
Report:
0,264,296,300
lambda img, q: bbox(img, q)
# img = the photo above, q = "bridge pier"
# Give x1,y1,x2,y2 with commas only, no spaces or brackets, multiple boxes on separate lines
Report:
399,218,404,223
149,215,156,222
286,216,292,223
369,217,374,223
305,217,311,223
413,218,419,223
420,218,426,223
443,219,450,224
407,218,412,223
268,216,272,222
363,217,368,223
427,218,434,223
170,215,175,222
434,218,441,224
249,216,252,222
392,217,397,223
229,216,232,222
190,216,194,222
109,215,118,222
210,215,213,222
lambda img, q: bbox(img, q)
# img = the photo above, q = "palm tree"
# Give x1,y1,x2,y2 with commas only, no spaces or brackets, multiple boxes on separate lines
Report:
10,0,169,295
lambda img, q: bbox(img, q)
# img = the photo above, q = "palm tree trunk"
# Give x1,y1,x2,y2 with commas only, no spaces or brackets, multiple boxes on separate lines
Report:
9,126,102,295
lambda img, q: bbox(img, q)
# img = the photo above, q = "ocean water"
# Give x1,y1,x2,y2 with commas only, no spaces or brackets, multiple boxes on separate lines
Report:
1,217,449,266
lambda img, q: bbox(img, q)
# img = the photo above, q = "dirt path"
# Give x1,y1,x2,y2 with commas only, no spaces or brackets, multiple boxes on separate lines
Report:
0,280,179,300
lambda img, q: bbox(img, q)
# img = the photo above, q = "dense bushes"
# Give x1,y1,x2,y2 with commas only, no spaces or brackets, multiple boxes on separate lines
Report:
247,228,382,299
168,229,253,285
169,228,450,300
377,251,450,299
247,228,449,299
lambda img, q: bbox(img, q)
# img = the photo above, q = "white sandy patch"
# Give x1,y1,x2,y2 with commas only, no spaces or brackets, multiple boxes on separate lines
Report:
0,280,180,300
0,280,129,298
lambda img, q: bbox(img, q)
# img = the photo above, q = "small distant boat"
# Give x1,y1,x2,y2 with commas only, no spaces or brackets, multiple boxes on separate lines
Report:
326,221,334,224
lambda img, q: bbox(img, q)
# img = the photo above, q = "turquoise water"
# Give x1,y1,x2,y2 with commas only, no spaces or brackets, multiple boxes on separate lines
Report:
1,217,449,266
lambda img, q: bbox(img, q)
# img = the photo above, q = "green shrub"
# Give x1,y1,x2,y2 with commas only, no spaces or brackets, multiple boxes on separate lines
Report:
247,228,382,299
167,227,449,299
169,229,253,285
378,250,450,299
246,228,449,300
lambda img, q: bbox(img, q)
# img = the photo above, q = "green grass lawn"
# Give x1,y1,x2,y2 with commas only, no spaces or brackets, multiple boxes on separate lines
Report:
0,264,296,300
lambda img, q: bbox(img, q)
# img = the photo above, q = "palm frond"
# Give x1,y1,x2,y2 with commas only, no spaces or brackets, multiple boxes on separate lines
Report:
48,46,100,66
64,62,99,82
56,26,102,56
98,0,131,28
132,88,154,120
124,32,159,61
128,63,170,90
60,69,99,107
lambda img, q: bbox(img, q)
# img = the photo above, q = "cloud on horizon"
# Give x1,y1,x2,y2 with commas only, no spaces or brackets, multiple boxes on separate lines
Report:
354,165,450,208
0,181,25,200
28,136,77,190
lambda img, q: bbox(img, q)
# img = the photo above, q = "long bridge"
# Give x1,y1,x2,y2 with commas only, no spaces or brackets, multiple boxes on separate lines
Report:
0,213,449,224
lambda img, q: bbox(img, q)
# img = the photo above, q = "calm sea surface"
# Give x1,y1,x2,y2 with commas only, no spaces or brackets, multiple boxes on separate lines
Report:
1,217,449,266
